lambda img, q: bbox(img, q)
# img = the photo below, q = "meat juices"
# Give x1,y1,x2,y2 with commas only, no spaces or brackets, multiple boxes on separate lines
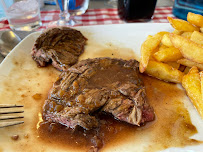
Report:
31,27,87,71
43,58,155,130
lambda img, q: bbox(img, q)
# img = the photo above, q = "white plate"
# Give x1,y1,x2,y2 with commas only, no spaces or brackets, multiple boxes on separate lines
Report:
0,23,203,152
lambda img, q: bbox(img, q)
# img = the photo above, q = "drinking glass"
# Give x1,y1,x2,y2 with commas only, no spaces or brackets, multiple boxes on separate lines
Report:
118,0,157,22
0,0,42,31
48,0,89,27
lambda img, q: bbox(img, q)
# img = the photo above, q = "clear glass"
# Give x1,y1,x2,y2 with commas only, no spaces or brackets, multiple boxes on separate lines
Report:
0,0,42,31
48,0,89,27
173,0,203,20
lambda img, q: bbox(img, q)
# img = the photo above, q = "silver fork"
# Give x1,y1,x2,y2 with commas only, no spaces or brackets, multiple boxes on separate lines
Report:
0,104,24,128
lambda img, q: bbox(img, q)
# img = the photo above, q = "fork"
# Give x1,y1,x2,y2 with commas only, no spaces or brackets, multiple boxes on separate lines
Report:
0,104,24,128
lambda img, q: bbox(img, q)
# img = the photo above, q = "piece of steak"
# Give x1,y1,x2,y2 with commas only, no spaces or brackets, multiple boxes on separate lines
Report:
43,58,155,130
31,27,87,71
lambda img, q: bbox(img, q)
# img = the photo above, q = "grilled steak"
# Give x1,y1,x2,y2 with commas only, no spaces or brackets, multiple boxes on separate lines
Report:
31,27,87,71
43,58,155,130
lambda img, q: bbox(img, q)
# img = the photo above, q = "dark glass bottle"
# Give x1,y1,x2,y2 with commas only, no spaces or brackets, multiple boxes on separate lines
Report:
118,0,157,22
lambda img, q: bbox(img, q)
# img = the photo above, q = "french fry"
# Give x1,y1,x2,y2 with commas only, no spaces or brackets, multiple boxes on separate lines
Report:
200,71,203,101
158,44,168,52
153,46,183,62
156,31,170,36
177,58,203,71
181,32,192,39
187,12,203,27
183,66,191,74
182,66,203,119
145,60,184,83
139,12,203,120
201,27,203,33
167,16,199,32
147,35,153,39
190,31,203,45
150,46,160,61
170,33,203,64
172,29,183,35
161,33,173,47
166,61,180,69
139,32,168,73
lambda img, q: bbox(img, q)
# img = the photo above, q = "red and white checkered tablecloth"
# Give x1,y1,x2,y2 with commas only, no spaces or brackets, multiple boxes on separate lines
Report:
0,7,174,31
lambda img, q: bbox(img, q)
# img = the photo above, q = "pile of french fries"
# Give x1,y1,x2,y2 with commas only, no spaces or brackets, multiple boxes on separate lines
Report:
139,12,203,119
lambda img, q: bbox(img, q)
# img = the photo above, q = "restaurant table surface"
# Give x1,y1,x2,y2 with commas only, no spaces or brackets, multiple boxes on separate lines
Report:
0,0,174,31
0,0,174,62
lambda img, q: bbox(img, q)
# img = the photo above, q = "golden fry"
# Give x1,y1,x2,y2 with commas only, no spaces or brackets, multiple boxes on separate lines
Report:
161,33,173,47
187,12,203,27
190,31,203,45
200,71,203,101
158,44,168,51
150,46,160,61
183,66,191,74
166,61,180,69
181,32,192,39
167,16,199,32
147,35,153,39
139,32,168,73
177,58,203,71
201,27,203,33
182,66,203,119
145,60,184,83
153,46,182,62
170,33,203,64
172,29,183,35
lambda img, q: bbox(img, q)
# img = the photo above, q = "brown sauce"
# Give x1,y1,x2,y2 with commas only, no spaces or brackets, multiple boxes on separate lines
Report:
38,114,137,152
37,74,200,152
32,93,42,100
0,42,202,152
87,64,138,89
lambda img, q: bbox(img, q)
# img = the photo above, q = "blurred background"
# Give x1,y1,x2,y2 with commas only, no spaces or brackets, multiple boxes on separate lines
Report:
0,0,174,19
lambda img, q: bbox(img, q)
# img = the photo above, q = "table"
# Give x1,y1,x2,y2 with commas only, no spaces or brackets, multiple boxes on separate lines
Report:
0,0,174,62
43,0,174,10
0,0,174,32
0,7,174,31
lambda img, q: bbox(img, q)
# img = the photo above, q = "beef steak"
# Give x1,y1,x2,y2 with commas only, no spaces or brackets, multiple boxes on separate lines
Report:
43,58,155,130
31,27,87,71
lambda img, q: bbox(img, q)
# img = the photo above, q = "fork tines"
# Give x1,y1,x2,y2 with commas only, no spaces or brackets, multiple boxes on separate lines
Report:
0,121,24,128
0,104,24,108
0,115,24,120
0,104,24,128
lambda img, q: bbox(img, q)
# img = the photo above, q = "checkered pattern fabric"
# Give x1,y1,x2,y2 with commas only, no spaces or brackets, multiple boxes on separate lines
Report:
0,7,174,31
